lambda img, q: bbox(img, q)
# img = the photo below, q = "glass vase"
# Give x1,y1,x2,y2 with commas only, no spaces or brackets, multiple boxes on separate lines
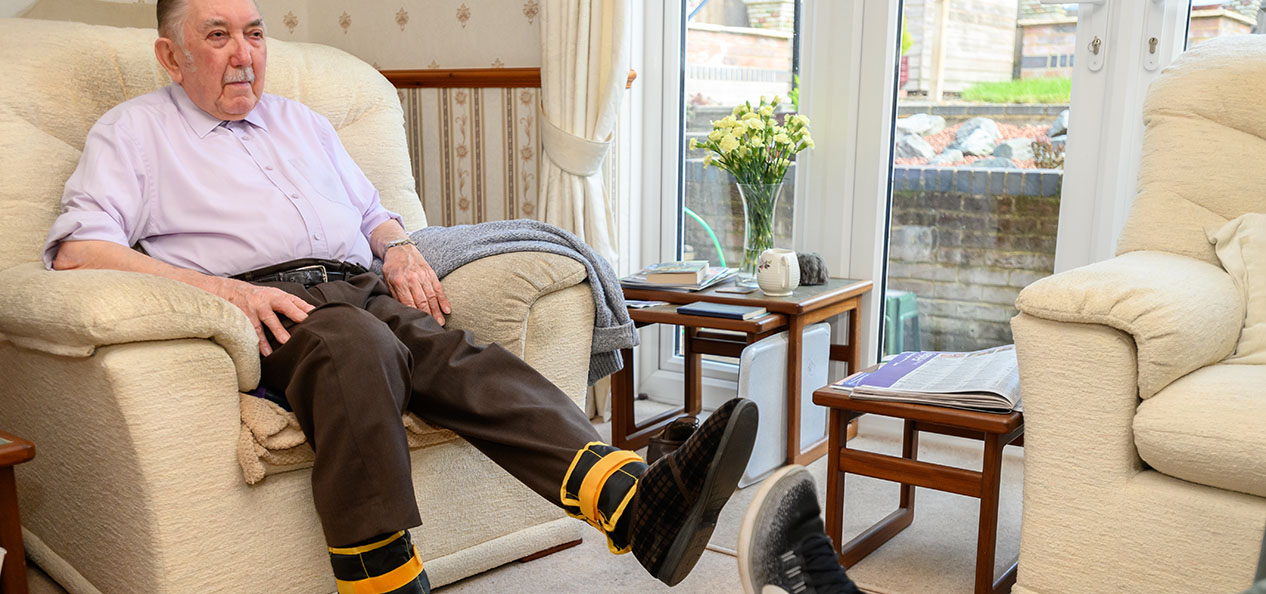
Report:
736,182,783,287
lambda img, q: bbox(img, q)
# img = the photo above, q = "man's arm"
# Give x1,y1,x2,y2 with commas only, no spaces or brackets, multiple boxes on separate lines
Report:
369,220,451,326
52,240,314,357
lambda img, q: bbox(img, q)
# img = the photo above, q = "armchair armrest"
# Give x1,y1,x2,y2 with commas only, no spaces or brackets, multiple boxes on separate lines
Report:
1015,250,1241,398
438,251,589,355
0,262,259,390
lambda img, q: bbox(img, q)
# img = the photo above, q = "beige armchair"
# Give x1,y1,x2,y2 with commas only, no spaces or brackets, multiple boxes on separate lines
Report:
0,18,594,593
1011,35,1266,594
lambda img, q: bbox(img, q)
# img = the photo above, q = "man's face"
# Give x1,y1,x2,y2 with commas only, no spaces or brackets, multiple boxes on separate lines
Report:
158,0,267,120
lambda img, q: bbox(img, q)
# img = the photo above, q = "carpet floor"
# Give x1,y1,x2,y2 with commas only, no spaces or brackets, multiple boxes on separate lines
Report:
25,412,1023,593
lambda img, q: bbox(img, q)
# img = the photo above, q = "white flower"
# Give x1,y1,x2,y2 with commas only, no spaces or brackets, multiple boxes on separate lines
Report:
689,138,701,149
703,153,714,167
731,122,748,136
772,95,782,106
708,130,723,141
803,135,815,149
747,118,765,131
774,133,792,145
760,106,774,117
719,134,740,154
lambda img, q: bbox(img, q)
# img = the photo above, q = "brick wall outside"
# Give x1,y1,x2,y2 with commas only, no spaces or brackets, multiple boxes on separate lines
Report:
1188,11,1253,46
888,166,1061,351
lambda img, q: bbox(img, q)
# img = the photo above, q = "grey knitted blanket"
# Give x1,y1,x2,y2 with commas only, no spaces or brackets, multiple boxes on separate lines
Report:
371,219,638,385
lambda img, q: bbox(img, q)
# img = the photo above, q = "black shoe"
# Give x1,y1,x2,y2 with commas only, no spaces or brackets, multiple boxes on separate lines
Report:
627,398,759,586
645,415,699,464
738,465,860,594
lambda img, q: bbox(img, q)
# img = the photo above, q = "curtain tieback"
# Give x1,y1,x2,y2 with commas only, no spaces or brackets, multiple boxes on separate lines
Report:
538,101,612,177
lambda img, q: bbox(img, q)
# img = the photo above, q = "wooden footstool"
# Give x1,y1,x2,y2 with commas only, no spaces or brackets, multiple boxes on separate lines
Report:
811,388,1023,594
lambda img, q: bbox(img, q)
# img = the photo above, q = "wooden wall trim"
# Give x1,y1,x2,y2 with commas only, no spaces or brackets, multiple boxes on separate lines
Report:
382,68,636,89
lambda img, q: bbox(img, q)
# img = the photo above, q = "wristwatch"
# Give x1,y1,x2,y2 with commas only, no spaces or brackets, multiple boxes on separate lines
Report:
384,237,417,252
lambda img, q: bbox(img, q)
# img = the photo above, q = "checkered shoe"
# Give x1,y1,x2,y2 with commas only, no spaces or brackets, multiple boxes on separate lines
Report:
627,398,758,586
738,465,860,594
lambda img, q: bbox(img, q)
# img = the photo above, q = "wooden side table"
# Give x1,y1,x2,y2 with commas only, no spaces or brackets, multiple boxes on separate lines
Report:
615,278,873,465
811,388,1023,594
0,430,34,594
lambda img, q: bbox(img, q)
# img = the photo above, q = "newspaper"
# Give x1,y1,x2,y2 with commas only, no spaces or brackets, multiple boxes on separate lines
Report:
829,345,1021,413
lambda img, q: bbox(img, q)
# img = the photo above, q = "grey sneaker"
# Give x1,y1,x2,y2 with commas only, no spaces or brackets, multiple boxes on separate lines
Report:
738,465,861,594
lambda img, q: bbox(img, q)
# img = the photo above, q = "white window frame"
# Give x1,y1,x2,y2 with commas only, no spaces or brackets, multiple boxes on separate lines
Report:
626,0,1190,409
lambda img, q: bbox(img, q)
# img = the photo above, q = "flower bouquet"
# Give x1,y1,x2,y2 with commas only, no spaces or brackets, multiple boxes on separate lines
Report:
689,96,814,285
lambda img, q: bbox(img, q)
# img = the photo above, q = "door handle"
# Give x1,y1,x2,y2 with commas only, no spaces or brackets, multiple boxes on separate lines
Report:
1037,0,1111,71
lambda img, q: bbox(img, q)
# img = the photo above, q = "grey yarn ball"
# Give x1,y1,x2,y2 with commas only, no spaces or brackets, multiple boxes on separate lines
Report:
798,252,829,285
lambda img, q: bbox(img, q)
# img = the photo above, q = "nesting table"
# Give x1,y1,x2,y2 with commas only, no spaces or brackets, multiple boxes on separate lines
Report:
614,278,873,465
0,430,34,594
811,387,1024,594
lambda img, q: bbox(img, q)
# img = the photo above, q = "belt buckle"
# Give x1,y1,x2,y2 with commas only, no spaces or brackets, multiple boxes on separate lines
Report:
292,264,328,285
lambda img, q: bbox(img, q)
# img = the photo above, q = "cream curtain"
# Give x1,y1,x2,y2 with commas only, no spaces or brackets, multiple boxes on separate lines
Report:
540,0,631,419
538,0,630,266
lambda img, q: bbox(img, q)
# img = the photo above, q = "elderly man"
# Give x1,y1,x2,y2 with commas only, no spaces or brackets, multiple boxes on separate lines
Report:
42,0,758,591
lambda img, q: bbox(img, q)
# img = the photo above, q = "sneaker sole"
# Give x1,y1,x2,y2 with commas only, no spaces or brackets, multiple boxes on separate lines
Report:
736,464,814,594
657,399,759,586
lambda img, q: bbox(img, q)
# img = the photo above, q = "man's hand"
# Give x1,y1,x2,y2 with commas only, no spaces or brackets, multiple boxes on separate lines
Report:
381,244,451,325
214,277,316,356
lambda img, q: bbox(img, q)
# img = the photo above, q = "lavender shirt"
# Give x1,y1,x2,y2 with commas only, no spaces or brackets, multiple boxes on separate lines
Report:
43,84,402,277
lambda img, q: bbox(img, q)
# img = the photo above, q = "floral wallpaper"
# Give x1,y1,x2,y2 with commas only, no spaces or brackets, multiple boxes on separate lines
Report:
305,0,543,69
14,0,542,70
399,87,541,226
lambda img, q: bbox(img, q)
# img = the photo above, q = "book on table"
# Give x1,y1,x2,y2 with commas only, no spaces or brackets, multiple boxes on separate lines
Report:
828,344,1021,413
642,260,708,284
621,265,736,291
676,301,768,320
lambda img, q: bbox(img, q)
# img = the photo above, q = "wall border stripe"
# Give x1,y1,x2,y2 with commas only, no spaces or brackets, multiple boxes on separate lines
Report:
381,68,636,89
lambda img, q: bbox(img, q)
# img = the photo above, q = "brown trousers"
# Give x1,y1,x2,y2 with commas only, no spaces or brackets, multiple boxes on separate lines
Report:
256,272,602,546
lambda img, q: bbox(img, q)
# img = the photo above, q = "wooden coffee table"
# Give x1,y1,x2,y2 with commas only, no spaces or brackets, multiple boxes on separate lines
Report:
1,430,35,594
811,388,1023,594
616,278,873,465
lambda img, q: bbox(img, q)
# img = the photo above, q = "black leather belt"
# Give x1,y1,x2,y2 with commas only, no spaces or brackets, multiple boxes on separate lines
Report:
231,259,368,287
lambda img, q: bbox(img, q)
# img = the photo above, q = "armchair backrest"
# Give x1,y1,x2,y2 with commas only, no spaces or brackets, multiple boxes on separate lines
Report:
1118,34,1266,266
0,18,427,272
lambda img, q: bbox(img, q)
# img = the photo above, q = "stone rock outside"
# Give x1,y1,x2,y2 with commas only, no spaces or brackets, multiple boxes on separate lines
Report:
1048,109,1069,137
993,138,1035,160
895,133,937,161
896,113,947,137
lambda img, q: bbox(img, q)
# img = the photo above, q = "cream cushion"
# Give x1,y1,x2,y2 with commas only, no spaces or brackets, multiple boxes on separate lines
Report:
1134,364,1266,498
1117,35,1266,267
1209,213,1266,365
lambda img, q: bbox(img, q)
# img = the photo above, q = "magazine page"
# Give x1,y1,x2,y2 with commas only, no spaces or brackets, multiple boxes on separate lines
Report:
830,345,1021,413
856,345,1019,399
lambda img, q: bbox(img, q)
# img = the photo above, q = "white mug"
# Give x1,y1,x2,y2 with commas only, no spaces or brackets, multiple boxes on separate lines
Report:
757,248,800,297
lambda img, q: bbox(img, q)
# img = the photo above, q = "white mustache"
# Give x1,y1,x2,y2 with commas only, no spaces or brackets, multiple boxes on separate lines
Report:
224,66,255,84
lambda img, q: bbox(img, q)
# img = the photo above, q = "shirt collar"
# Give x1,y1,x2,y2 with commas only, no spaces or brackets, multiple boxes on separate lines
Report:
170,84,269,138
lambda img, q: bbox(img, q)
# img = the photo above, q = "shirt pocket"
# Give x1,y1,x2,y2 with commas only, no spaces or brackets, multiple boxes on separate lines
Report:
287,157,355,209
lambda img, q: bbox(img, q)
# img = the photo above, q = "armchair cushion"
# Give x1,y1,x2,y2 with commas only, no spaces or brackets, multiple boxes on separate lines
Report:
1015,250,1242,399
1208,213,1266,365
0,262,259,390
1134,364,1266,498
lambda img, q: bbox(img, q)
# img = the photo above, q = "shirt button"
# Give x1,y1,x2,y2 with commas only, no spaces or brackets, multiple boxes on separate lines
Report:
242,135,251,141
264,165,273,171
290,194,299,200
313,234,321,240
